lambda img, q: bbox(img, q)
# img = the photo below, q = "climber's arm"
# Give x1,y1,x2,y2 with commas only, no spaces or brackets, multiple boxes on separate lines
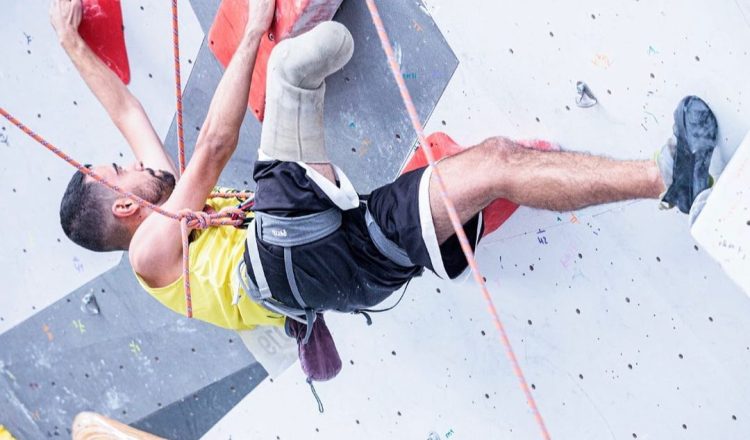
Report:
129,0,274,288
50,0,176,175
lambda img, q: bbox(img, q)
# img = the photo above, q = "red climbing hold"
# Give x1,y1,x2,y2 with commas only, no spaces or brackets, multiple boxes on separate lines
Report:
78,0,131,84
208,0,344,121
403,133,559,238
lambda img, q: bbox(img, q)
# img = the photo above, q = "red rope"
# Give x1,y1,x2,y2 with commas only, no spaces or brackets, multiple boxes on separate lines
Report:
172,0,187,176
0,107,247,319
364,1,551,438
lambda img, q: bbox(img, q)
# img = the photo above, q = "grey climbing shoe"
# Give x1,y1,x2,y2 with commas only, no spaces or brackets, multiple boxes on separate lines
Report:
660,96,719,213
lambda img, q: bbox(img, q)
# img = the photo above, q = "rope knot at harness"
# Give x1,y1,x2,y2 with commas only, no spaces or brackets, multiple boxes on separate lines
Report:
177,207,247,230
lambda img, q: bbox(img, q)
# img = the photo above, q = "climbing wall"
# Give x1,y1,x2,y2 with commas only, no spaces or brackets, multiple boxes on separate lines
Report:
1,0,750,440
205,0,750,439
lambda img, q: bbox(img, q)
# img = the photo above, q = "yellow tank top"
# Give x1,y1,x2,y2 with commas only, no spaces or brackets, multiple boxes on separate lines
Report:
135,192,284,330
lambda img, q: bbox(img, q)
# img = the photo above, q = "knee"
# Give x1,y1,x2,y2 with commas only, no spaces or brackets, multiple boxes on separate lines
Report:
475,136,522,168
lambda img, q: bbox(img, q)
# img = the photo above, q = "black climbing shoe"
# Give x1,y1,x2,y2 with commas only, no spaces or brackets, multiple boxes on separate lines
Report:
661,95,719,214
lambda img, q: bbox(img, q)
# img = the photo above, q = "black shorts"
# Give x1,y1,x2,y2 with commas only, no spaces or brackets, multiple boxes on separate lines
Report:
248,160,483,312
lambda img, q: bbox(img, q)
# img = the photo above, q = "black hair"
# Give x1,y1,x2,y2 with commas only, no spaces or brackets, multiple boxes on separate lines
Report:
59,168,129,252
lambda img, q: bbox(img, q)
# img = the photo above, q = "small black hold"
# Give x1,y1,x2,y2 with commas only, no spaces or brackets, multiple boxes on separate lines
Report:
578,253,583,259
527,319,533,325
229,338,234,343
678,353,683,359
732,415,737,420
650,73,655,79
397,411,402,416
436,288,441,293
351,147,356,152
694,245,699,251
481,330,486,336
441,120,446,126
708,316,713,322
579,373,584,379
632,434,637,439
37,113,41,118
628,364,633,369
625,297,631,303
391,350,396,356
350,360,354,365
590,13,596,19
509,48,514,54
549,31,554,37
395,133,401,140
191,347,196,352
576,308,581,314
531,383,536,389
682,424,687,430
484,393,490,399
695,55,700,61
535,116,541,122
27,50,31,55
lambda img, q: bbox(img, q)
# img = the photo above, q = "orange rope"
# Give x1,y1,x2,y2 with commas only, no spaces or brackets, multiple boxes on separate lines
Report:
364,1,551,438
0,107,247,319
172,0,187,176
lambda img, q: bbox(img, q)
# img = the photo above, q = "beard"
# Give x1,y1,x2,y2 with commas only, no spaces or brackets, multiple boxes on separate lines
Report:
136,169,176,204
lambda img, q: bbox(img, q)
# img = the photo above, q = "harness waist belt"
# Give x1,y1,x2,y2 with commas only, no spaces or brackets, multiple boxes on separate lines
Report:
255,209,341,246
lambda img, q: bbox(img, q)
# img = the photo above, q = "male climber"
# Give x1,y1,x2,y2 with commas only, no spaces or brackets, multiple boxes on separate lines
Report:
54,0,721,341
